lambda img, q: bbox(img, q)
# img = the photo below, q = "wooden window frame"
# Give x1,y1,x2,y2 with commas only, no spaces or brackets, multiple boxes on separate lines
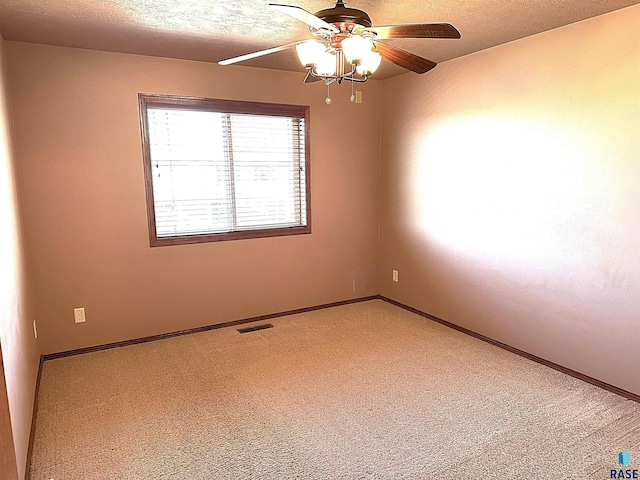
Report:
138,94,311,247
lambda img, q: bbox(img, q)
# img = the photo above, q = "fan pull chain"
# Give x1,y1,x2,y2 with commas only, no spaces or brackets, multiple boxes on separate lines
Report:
350,78,355,103
325,83,332,105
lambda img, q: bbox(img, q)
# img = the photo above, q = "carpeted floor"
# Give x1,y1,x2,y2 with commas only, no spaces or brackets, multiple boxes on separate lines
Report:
29,300,639,479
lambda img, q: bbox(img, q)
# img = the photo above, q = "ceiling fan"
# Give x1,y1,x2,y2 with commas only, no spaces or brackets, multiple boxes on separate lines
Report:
218,1,460,101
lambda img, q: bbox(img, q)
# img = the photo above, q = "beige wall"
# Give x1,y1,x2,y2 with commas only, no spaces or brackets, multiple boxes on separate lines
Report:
0,345,18,480
0,35,40,480
380,5,640,396
6,42,381,355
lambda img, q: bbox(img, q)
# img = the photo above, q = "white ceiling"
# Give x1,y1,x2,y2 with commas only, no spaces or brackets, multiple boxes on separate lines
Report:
0,0,638,79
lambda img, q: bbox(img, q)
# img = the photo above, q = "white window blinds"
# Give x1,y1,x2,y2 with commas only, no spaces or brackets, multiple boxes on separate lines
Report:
144,103,308,242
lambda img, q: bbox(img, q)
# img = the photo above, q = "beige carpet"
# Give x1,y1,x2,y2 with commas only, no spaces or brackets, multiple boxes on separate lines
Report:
29,300,640,479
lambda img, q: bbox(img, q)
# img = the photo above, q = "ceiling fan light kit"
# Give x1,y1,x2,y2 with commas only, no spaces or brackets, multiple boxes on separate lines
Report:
296,36,381,83
218,0,461,103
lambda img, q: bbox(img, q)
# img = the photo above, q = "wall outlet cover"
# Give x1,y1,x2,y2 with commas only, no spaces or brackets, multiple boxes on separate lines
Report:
74,307,86,323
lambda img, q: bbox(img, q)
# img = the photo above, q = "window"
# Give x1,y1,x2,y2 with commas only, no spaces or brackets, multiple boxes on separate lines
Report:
138,94,311,246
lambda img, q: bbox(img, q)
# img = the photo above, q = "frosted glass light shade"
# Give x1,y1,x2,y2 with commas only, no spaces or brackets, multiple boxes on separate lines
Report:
356,51,382,75
296,40,325,67
342,35,373,64
315,51,337,76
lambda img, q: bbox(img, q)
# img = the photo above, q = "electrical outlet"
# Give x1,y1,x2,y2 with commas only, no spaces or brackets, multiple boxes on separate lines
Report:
33,320,37,339
392,270,399,282
355,91,363,104
74,307,86,323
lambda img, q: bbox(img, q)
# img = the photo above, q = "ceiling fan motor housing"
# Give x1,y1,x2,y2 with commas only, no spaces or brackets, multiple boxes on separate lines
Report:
315,0,373,31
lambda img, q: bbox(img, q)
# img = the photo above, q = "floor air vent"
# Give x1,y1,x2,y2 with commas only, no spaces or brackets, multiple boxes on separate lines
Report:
237,323,273,334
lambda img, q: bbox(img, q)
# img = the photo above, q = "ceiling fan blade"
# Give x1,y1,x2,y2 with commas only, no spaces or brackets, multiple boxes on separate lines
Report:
364,23,460,39
373,42,437,74
269,4,340,33
218,41,301,66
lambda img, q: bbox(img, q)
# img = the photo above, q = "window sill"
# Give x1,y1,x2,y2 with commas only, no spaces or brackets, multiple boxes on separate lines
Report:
150,225,311,247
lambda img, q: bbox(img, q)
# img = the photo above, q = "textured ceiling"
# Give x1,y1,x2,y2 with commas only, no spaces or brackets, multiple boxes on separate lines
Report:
0,0,638,79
